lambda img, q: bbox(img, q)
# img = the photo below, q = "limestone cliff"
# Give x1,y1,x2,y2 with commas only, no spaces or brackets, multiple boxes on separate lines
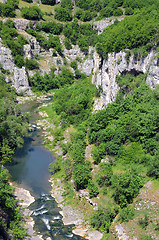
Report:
0,38,31,94
91,50,159,111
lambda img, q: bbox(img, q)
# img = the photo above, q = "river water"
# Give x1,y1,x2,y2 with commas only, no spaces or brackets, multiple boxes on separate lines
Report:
6,99,84,240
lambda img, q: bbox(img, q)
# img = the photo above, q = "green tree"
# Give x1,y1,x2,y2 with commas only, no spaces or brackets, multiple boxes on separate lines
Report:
73,162,91,190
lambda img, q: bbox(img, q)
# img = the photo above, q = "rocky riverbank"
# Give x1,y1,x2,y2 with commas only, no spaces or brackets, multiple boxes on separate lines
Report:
14,185,43,240
50,178,103,240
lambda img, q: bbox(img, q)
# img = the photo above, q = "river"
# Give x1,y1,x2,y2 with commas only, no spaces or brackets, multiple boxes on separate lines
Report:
6,98,84,240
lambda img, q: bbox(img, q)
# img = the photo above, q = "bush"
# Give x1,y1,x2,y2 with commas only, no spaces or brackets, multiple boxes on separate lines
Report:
125,7,134,15
96,162,113,187
92,143,106,164
41,22,63,35
73,162,91,190
118,205,135,222
70,60,77,70
100,7,113,17
54,7,72,22
41,0,56,5
139,215,149,229
112,169,143,208
64,37,72,50
147,155,159,179
25,58,39,70
21,6,43,20
113,8,123,16
61,0,73,10
90,207,117,232
0,4,16,17
22,0,33,3
87,179,99,198
14,55,25,68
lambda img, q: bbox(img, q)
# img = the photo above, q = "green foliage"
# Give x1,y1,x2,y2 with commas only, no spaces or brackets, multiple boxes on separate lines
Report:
63,21,97,46
61,0,73,10
0,168,27,239
64,37,72,50
112,169,144,208
53,77,96,125
22,0,33,2
118,142,146,164
88,75,159,156
21,6,43,20
54,7,72,22
14,55,25,68
30,66,73,91
40,21,63,35
113,8,123,16
75,9,97,22
118,205,134,222
147,155,159,179
96,163,113,187
25,58,39,70
0,3,15,17
87,179,99,198
139,215,149,229
0,20,27,68
90,207,117,232
97,7,159,56
125,7,134,15
73,162,91,190
41,0,56,5
92,143,106,164
70,60,77,70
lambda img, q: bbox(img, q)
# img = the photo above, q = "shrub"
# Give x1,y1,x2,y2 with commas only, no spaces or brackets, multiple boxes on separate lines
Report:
14,55,25,68
112,169,144,208
61,0,73,10
25,58,39,70
125,7,134,15
54,7,72,22
64,37,72,50
92,143,106,164
90,207,117,232
41,0,56,5
113,8,123,16
0,4,16,17
73,162,91,190
118,205,135,222
139,215,149,229
96,162,113,187
22,0,33,3
87,179,99,198
21,6,43,20
70,60,77,70
41,22,63,35
147,155,159,179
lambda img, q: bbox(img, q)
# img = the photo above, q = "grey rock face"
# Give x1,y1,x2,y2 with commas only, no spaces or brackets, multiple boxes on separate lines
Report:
23,35,40,59
13,67,31,94
0,0,7,3
92,50,159,111
0,38,15,72
93,19,115,35
13,19,37,31
0,38,32,94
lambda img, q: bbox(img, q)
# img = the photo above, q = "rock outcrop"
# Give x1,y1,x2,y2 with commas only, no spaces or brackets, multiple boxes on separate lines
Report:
93,19,115,35
0,0,7,3
92,50,159,111
0,38,31,94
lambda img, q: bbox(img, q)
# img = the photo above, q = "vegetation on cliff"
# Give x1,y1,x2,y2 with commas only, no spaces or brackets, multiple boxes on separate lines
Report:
0,74,28,239
0,0,159,239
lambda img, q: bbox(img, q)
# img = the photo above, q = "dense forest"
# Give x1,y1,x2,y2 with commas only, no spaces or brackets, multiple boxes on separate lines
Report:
0,74,28,238
0,0,159,239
